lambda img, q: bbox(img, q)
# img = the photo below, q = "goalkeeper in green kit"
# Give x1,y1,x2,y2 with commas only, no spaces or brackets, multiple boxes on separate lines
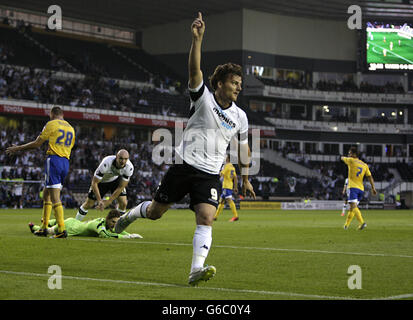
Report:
29,209,142,239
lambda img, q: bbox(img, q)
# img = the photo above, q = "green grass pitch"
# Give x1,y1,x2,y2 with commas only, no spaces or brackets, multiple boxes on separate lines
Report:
1,208,413,300
367,32,413,64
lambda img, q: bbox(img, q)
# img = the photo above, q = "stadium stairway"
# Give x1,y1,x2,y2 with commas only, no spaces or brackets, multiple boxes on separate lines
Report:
108,45,151,80
262,149,320,178
395,163,413,182
19,29,79,73
388,167,402,181
0,25,51,69
384,182,413,198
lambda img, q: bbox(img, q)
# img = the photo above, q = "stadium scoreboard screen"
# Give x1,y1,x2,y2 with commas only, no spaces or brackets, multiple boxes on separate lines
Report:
364,21,413,72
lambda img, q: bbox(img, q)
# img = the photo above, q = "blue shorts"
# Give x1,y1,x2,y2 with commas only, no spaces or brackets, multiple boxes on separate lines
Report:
221,188,233,199
348,188,364,203
44,155,69,189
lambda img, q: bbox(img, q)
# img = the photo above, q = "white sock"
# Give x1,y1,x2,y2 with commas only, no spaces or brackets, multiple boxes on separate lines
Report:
127,201,151,221
191,225,212,273
342,203,347,213
75,205,88,221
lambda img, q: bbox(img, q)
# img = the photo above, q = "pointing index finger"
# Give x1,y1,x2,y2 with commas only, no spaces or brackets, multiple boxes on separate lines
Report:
198,12,203,21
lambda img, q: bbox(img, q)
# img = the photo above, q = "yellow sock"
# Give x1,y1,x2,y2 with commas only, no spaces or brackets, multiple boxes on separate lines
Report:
214,202,225,219
228,200,238,218
53,202,65,233
345,209,355,227
41,201,53,229
353,207,364,224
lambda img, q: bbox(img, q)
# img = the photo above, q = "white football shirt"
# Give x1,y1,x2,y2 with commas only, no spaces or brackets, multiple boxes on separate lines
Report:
175,81,249,175
94,155,134,183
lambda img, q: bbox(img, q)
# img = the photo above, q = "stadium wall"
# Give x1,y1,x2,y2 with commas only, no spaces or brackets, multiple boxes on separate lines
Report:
242,9,357,61
274,129,410,144
142,10,243,54
142,9,357,78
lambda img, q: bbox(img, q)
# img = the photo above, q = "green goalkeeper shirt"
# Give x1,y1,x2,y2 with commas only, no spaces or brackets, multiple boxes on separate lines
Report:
57,217,130,238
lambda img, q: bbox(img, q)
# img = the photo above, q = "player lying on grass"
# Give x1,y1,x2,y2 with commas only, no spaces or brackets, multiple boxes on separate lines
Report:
29,209,142,239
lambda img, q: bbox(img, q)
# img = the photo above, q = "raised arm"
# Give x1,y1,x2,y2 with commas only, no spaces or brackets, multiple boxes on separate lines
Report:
188,12,205,89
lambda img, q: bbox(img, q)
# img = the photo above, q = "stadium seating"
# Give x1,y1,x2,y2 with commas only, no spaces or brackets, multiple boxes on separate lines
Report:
1,20,412,206
0,25,51,69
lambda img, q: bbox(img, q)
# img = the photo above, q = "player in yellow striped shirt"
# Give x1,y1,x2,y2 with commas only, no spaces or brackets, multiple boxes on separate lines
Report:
6,106,75,238
341,147,377,230
214,154,239,222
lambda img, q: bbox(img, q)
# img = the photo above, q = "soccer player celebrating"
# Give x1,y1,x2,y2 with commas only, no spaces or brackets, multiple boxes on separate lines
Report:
214,154,239,222
6,106,75,238
341,147,377,230
114,12,256,286
75,149,133,221
29,209,142,239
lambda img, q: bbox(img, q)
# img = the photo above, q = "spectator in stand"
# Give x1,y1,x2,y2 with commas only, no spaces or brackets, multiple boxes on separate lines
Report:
0,65,189,117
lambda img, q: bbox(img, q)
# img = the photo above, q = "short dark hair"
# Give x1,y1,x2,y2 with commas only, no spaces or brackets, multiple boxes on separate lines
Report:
50,106,63,116
349,146,358,157
209,63,243,91
106,209,122,220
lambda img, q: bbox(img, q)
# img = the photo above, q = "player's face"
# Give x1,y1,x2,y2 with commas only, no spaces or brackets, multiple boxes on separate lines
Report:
221,74,242,102
116,155,128,168
106,217,119,230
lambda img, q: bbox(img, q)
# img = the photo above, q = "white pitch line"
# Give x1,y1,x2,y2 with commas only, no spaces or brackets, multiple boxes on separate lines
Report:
0,270,359,300
381,293,413,300
367,40,413,64
69,238,413,259
1,270,411,300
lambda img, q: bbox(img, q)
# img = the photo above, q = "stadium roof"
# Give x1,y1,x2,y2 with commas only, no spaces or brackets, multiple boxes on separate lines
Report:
2,0,413,30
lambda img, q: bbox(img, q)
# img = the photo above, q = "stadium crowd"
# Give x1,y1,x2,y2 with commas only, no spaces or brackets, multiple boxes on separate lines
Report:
0,65,187,117
255,75,405,94
0,124,167,209
1,19,411,207
316,80,405,94
2,120,373,209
